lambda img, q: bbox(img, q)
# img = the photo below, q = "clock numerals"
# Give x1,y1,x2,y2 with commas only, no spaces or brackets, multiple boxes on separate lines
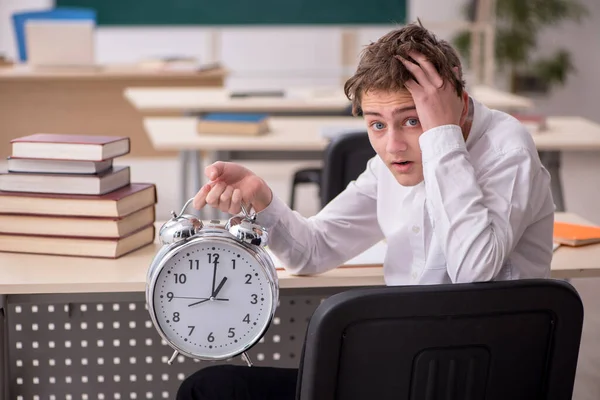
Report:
243,314,250,324
231,259,236,270
172,312,180,322
251,294,258,304
174,273,187,284
208,253,220,265
188,259,200,270
228,328,236,338
166,292,174,302
207,332,215,343
245,274,252,284
188,326,195,336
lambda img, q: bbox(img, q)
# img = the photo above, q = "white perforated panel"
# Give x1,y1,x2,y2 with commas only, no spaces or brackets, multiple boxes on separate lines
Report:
5,290,337,398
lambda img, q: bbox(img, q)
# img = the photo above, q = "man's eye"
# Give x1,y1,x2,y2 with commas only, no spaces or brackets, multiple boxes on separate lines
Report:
371,122,385,130
404,118,419,127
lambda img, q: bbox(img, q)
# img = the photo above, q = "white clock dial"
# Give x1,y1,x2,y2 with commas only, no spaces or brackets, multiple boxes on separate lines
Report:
151,239,274,359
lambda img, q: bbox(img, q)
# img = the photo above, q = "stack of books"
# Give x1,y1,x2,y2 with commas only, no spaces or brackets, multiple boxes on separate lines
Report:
0,134,157,258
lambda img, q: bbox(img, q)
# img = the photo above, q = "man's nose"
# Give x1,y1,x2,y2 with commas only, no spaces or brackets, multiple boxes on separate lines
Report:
386,130,408,154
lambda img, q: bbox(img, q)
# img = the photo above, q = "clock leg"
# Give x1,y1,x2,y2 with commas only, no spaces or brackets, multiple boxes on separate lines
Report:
241,352,253,367
167,350,179,366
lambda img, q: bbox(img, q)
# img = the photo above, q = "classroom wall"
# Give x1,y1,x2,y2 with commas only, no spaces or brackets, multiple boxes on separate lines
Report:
0,0,466,90
532,0,600,224
1,0,594,109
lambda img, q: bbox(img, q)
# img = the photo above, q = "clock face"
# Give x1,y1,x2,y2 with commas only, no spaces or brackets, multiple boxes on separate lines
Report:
151,238,274,360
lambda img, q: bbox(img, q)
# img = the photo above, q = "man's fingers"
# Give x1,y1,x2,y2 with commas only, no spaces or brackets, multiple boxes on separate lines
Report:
229,188,243,215
395,55,430,88
407,51,444,88
193,183,213,209
205,181,227,207
403,78,420,93
205,161,226,181
219,186,234,213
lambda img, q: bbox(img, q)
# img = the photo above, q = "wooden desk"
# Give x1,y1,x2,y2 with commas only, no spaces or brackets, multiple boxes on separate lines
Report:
144,116,362,152
0,212,597,295
532,116,600,151
0,65,227,159
124,86,351,115
144,116,600,153
124,84,533,115
0,223,384,295
0,212,595,399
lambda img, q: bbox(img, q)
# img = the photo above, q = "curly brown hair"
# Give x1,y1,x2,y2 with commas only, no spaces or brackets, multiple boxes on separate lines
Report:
344,22,466,116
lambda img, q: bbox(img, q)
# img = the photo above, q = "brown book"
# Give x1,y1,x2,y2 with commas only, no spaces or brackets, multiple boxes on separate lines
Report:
11,133,130,161
7,156,113,174
0,183,156,217
0,165,130,195
0,205,155,238
0,224,155,259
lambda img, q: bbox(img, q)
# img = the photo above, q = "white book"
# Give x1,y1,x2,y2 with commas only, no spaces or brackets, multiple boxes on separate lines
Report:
7,157,113,174
0,166,130,195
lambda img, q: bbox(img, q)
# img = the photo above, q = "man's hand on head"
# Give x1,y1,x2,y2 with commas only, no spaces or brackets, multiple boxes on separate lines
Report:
395,52,464,133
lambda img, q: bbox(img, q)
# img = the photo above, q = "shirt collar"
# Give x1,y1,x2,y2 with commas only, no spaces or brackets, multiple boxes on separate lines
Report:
465,96,492,150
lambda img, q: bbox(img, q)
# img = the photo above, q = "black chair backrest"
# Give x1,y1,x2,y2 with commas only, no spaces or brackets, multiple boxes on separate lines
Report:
320,131,376,208
296,279,584,400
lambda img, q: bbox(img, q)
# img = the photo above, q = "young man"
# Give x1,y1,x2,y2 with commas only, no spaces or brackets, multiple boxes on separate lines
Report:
177,22,555,400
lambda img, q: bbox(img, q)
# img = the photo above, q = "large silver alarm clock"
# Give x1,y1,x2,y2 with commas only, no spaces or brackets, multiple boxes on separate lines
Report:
146,198,279,367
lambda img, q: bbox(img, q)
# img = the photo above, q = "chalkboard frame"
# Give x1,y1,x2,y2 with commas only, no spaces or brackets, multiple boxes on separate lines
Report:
55,0,407,26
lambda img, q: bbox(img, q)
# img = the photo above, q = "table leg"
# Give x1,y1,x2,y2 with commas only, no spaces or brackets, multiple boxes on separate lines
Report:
179,150,190,208
190,150,205,219
0,295,9,400
540,151,565,212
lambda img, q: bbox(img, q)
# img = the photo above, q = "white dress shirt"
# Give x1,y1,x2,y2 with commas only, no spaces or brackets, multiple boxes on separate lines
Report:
256,98,555,285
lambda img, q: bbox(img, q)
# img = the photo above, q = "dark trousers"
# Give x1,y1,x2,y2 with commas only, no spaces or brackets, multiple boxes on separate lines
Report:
177,365,299,400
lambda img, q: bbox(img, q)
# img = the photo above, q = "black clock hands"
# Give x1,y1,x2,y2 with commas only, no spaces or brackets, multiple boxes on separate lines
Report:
211,262,217,297
212,277,227,298
188,277,228,306
187,297,229,307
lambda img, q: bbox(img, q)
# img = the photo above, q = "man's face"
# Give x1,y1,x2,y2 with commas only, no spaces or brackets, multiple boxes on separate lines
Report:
361,89,425,186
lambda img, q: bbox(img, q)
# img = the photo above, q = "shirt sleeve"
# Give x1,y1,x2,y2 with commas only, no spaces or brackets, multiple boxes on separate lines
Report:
420,124,548,283
255,156,385,275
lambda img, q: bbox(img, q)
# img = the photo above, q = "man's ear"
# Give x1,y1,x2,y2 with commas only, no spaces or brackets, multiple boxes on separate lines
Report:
452,66,461,80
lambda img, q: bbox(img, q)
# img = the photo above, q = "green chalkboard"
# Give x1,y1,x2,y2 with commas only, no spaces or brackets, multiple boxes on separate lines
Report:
56,0,407,26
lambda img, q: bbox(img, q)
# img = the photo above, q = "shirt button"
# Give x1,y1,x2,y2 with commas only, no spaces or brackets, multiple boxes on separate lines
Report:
411,271,418,280
412,226,420,234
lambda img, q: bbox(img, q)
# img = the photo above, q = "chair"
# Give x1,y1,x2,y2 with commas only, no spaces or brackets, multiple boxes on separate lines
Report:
288,103,357,210
289,131,375,210
296,279,584,400
12,8,97,62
